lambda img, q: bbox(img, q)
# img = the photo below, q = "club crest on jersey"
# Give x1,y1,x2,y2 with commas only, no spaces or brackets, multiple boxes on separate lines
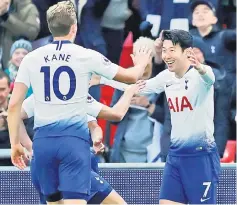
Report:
168,96,193,112
87,96,94,103
185,79,189,90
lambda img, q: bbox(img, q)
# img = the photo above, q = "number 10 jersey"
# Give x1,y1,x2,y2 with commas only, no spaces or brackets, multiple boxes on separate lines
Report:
15,40,119,140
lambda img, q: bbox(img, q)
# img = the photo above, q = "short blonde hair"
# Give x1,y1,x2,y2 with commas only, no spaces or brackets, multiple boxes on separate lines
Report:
133,37,156,57
47,1,77,37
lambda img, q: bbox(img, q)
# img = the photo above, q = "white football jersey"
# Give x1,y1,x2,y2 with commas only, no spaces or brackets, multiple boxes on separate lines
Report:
101,66,216,155
142,66,216,155
15,40,118,139
22,94,102,122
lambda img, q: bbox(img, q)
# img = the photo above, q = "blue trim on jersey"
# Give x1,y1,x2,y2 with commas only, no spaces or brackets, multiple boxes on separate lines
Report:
52,40,72,50
186,66,193,73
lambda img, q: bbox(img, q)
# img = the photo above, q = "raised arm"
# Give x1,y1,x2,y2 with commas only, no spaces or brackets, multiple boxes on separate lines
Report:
99,69,167,95
87,83,143,121
187,48,215,87
88,47,152,84
98,84,142,121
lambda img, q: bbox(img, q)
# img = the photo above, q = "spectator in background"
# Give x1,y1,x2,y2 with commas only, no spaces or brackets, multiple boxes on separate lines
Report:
32,0,61,39
220,0,236,29
0,71,10,149
110,37,159,163
124,0,142,41
0,48,2,70
101,0,131,64
0,0,40,69
190,0,236,156
192,36,225,86
190,0,236,79
229,78,236,141
5,39,33,98
192,36,229,157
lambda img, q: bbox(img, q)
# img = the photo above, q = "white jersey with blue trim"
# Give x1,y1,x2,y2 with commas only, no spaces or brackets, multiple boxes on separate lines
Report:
22,94,102,122
142,66,216,155
16,40,118,139
101,66,216,155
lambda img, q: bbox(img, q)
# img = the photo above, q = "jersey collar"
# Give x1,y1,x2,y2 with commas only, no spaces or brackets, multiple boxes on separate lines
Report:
52,40,72,50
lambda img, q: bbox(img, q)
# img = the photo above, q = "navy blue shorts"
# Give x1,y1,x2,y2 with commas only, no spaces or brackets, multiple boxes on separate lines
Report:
87,171,113,204
159,151,221,204
31,169,112,204
32,136,91,198
31,151,112,204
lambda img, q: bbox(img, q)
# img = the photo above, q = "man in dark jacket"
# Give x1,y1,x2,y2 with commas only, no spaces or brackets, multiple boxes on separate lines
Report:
190,0,236,157
0,0,40,69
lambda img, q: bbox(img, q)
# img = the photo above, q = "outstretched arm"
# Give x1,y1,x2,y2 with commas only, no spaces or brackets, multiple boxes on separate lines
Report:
187,48,215,87
97,83,144,121
89,47,152,84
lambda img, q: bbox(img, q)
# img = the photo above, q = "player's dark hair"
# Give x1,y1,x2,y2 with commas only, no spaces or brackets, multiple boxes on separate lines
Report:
162,29,193,51
0,70,10,87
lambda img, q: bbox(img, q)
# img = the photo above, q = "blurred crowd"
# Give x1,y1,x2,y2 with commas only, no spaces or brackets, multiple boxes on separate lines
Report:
0,0,236,165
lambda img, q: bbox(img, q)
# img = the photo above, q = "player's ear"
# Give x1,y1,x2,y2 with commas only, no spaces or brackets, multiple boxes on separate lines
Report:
71,24,77,35
211,15,218,25
184,48,191,58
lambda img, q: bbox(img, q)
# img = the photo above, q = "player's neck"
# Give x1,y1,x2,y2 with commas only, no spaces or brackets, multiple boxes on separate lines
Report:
198,25,213,37
54,36,73,42
175,63,191,78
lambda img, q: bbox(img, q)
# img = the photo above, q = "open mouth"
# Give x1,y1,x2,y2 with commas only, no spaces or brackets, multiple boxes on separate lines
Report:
166,60,175,66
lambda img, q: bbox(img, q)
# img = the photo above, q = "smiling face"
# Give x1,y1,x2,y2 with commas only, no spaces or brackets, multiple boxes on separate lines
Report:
162,40,187,73
192,4,217,28
11,48,29,67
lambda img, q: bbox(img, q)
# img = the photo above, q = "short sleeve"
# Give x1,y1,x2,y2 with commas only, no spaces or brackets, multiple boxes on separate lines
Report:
86,94,103,117
140,69,168,94
87,115,97,122
88,50,119,80
15,55,31,88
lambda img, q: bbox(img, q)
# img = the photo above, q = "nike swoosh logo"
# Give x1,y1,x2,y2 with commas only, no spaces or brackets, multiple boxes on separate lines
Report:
200,197,211,202
166,84,172,88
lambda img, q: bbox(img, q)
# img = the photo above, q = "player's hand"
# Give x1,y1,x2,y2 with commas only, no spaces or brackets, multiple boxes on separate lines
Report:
93,140,105,154
131,96,150,108
186,48,202,69
130,46,152,67
154,30,163,53
21,148,32,166
186,48,207,74
89,74,101,88
11,144,28,170
154,30,163,64
125,81,146,95
25,148,33,161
